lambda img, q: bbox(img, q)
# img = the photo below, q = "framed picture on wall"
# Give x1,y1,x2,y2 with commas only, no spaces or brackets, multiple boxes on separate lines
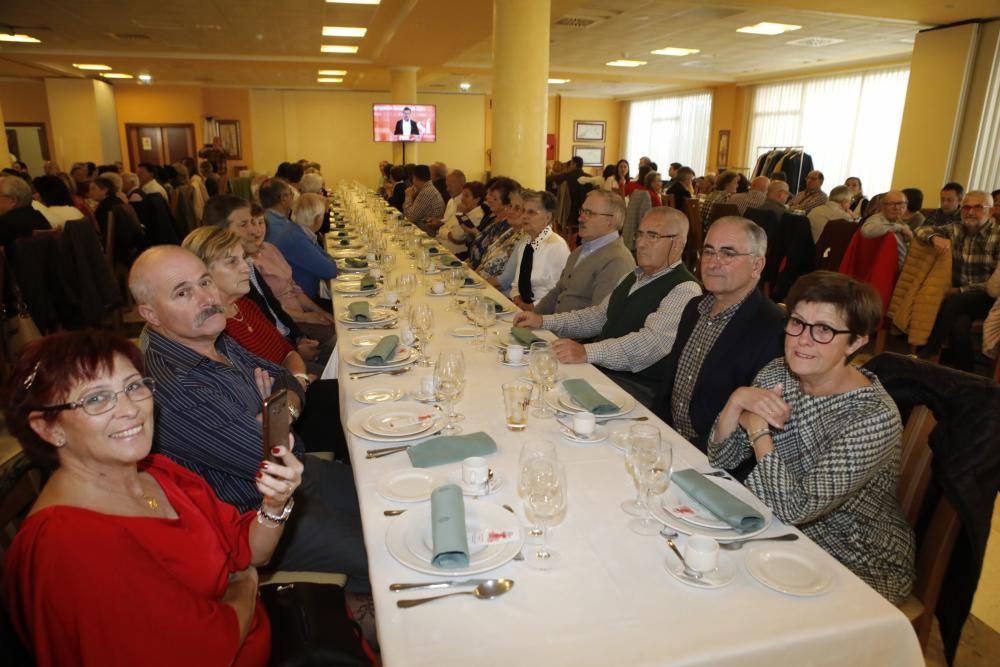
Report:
218,119,242,160
574,120,606,142
572,145,605,167
716,130,730,170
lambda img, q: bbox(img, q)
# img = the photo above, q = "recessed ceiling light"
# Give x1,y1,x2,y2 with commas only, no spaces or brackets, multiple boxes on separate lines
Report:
650,47,700,56
326,0,380,4
548,78,570,84
100,73,134,79
737,22,801,35
317,77,344,83
318,69,347,76
606,59,646,68
73,63,112,71
322,26,367,38
0,33,41,43
459,82,471,90
321,45,359,54
138,74,152,82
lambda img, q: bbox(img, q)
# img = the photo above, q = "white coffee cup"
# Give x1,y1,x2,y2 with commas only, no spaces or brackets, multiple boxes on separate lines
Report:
572,411,596,436
506,344,524,363
431,281,446,294
420,375,436,398
383,290,399,306
462,456,490,487
684,535,720,573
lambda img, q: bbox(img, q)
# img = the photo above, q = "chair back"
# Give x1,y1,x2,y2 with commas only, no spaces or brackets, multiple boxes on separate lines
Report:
744,208,780,293
662,194,675,209
707,203,740,225
771,214,816,302
814,220,858,271
682,198,704,274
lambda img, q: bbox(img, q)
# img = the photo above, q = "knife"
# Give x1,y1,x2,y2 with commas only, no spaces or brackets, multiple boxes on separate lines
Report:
389,579,490,592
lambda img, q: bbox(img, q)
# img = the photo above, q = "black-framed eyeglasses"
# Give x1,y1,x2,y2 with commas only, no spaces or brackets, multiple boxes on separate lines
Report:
33,378,156,416
961,204,986,211
702,247,755,264
635,230,678,242
784,316,851,344
580,207,614,218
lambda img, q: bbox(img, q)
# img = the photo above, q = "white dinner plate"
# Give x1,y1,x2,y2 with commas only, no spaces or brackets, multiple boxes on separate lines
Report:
376,469,447,503
333,282,379,295
337,307,394,326
336,260,372,273
347,402,444,443
363,408,438,437
546,381,636,418
450,325,479,338
492,330,543,350
352,335,382,347
661,483,732,530
347,346,414,370
663,550,736,589
744,544,834,596
335,273,364,282
353,387,404,404
386,503,524,576
649,475,772,541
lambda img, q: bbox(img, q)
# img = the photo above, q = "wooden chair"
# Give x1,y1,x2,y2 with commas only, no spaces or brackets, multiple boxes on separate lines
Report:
895,405,963,653
814,220,858,272
707,202,740,225
682,198,703,275
662,193,675,209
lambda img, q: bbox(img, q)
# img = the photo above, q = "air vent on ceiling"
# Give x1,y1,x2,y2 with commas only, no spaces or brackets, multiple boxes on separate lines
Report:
105,32,152,41
681,60,714,68
553,9,619,29
787,37,845,48
554,17,598,28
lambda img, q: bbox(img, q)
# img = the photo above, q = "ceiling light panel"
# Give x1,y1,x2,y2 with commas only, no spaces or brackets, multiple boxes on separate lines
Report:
318,69,348,76
322,27,367,38
321,45,359,53
737,22,801,35
606,59,646,67
548,78,570,84
650,47,700,56
100,73,133,79
0,33,40,43
73,64,112,71
317,77,344,83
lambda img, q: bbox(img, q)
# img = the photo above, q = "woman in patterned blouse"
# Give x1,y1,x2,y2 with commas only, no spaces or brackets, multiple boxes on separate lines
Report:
467,177,520,269
709,271,915,603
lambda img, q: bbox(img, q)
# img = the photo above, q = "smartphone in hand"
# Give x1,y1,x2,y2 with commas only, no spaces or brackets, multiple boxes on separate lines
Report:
262,389,289,463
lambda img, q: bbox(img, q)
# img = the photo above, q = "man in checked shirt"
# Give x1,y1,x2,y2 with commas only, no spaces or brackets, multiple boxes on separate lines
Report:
917,190,1000,371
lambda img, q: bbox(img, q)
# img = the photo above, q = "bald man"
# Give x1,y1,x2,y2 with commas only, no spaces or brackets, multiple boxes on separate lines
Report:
514,207,701,405
861,189,913,269
757,180,791,220
727,176,770,215
129,246,370,590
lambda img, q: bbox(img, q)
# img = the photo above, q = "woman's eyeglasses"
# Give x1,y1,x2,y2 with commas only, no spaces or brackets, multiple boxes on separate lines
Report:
784,316,851,344
34,378,156,416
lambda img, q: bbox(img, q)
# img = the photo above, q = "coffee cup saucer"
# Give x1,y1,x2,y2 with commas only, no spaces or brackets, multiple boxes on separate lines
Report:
558,423,608,444
499,357,529,368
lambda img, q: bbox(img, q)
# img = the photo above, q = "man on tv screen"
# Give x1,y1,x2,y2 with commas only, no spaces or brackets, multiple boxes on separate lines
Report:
394,107,420,138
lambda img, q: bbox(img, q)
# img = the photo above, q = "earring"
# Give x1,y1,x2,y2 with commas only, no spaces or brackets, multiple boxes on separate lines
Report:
55,436,66,447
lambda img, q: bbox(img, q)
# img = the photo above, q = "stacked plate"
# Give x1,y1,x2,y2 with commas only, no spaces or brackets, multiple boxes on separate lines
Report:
650,474,772,541
336,259,372,273
333,281,380,296
544,380,636,418
345,345,415,370
337,306,395,326
347,401,444,443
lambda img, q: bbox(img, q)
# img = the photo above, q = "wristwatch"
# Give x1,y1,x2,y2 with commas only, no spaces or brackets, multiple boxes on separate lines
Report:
257,497,295,526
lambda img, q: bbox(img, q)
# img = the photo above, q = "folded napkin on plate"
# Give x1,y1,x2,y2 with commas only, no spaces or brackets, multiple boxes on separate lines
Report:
427,246,440,254
510,327,543,347
345,257,368,268
365,335,398,365
408,431,497,468
431,484,469,569
338,239,351,246
671,469,765,533
335,231,350,237
463,276,478,286
485,298,504,313
440,257,463,267
359,273,377,290
562,379,618,414
347,301,370,321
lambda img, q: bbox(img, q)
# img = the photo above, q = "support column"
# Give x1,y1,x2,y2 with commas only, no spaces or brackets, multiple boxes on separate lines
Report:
390,67,418,165
491,0,550,189
0,100,11,169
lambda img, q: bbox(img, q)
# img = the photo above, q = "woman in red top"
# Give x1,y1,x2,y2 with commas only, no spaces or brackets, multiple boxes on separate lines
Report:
3,330,304,666
182,226,312,390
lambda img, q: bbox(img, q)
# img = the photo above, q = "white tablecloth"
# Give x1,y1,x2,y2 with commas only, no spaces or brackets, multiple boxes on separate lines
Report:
324,229,922,667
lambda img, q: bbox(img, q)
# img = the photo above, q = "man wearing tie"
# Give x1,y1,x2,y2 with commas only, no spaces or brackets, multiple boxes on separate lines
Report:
393,107,420,137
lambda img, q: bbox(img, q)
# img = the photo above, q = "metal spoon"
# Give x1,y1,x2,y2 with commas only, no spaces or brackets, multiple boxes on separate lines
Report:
383,509,406,516
596,416,649,425
396,579,514,608
719,533,799,550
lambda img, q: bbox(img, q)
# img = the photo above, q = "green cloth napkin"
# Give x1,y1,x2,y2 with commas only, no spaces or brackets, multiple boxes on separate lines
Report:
463,276,478,286
408,431,497,468
428,246,440,254
482,298,503,313
347,302,370,322
440,257,462,267
430,484,469,569
511,327,543,347
335,231,349,237
338,239,351,246
345,257,368,268
365,335,398,366
562,379,618,415
671,469,765,534
359,273,377,290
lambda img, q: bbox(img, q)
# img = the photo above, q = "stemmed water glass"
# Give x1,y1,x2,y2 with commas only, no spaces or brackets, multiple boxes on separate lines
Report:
410,303,435,367
520,458,568,570
434,350,466,435
415,247,430,274
474,299,496,351
528,341,558,419
626,425,672,535
397,272,417,301
445,268,465,311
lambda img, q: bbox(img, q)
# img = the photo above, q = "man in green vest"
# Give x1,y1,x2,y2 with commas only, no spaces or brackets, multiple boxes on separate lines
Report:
513,207,701,405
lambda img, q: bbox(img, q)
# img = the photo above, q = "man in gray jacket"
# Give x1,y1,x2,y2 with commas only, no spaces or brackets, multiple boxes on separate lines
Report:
535,190,636,314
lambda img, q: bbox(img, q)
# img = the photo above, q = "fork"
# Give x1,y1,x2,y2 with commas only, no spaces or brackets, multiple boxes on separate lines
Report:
719,534,799,550
349,368,412,380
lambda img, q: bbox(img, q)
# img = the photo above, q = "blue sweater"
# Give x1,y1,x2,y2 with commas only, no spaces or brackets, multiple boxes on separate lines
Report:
264,209,337,299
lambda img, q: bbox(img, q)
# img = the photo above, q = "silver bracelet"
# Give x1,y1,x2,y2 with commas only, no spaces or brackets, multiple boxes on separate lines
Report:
256,497,295,526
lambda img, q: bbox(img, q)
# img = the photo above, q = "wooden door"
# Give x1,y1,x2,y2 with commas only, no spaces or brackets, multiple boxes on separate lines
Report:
163,127,195,165
125,124,195,170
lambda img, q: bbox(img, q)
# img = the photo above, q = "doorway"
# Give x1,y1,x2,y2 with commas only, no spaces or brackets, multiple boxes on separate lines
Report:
4,123,51,176
125,124,196,171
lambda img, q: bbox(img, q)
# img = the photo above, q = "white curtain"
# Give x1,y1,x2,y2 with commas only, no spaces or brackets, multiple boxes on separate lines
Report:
746,66,910,195
626,92,712,176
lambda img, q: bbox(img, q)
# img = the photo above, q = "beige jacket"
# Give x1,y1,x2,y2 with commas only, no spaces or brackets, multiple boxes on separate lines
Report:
887,239,953,346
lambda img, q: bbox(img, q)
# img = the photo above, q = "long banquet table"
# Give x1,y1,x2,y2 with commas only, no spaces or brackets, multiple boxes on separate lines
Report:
321,192,922,667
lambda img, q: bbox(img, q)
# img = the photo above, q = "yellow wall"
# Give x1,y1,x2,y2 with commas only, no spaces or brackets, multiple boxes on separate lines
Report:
0,80,54,162
250,90,487,185
44,79,119,167
555,95,622,173
705,84,751,175
113,84,204,170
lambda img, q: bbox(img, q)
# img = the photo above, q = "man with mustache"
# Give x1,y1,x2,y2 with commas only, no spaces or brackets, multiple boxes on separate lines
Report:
128,245,369,592
650,217,784,454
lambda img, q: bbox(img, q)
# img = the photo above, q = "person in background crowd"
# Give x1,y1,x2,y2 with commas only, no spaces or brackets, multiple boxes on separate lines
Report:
845,176,868,218
860,190,914,270
443,180,485,260
901,188,926,230
70,162,91,198
807,185,855,242
32,175,85,229
403,164,445,228
200,160,220,197
624,164,651,198
137,163,168,200
0,174,51,259
756,180,790,220
425,169,464,238
788,170,828,213
430,162,449,203
468,177,520,270
701,170,740,229
90,175,146,267
727,176,769,215
510,190,570,311
665,166,695,213
385,165,407,211
924,182,964,227
613,159,631,195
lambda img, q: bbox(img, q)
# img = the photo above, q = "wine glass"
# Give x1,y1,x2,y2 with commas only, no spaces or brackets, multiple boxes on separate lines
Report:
445,268,465,311
475,299,496,351
410,303,435,367
434,350,466,435
415,247,430,274
521,459,568,569
621,424,650,517
397,272,417,301
626,425,672,535
518,441,557,497
528,342,558,419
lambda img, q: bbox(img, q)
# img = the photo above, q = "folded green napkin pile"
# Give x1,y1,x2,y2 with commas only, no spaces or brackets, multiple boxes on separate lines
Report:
347,301,370,322
339,239,351,246
359,273,377,290
345,258,368,268
510,327,543,347
427,246,440,254
430,484,469,569
562,379,618,414
440,257,462,267
365,335,399,365
407,431,497,468
671,469,765,533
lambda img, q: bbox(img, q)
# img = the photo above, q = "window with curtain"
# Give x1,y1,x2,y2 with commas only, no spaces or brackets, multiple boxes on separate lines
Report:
746,66,910,196
626,92,712,177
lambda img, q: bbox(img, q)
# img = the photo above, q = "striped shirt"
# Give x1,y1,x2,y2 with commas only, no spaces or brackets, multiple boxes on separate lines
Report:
403,181,445,224
915,219,1000,289
140,328,305,513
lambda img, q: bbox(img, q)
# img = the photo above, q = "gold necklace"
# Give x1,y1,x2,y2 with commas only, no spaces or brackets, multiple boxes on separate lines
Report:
230,302,254,333
143,494,159,511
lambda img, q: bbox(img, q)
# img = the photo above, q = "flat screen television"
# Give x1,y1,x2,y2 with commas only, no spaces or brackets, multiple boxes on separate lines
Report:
372,104,436,142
